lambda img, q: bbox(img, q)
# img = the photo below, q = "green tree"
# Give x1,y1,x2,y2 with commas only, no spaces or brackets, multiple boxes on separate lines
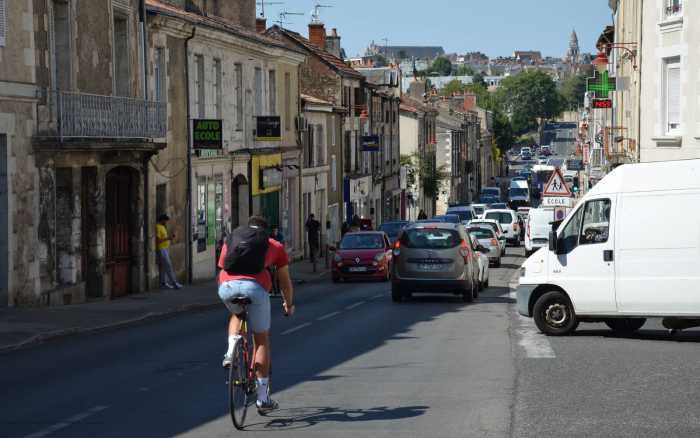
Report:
559,72,588,110
472,71,487,88
430,56,453,76
496,70,563,135
440,79,467,96
492,110,514,151
456,64,474,76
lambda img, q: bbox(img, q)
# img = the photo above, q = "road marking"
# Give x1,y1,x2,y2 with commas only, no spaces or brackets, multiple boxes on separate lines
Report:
345,301,366,310
317,311,341,321
369,293,385,300
23,406,108,438
280,322,312,335
516,315,556,359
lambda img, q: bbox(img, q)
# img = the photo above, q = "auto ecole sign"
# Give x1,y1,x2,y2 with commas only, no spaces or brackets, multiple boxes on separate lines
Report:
192,119,223,149
542,168,572,197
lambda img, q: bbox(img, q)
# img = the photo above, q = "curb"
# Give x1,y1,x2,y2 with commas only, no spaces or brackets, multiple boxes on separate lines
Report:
0,301,220,354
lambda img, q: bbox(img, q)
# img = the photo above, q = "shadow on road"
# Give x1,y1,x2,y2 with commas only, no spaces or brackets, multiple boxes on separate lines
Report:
243,405,429,432
573,328,700,343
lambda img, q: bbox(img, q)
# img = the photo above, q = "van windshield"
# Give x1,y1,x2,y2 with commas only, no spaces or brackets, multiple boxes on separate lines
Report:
485,212,513,225
482,188,499,197
401,229,461,249
509,188,528,197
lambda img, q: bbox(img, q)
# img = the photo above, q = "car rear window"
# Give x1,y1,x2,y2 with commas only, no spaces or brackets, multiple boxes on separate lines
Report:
446,210,473,221
485,212,513,224
482,188,499,196
468,228,494,239
339,234,384,249
401,228,461,249
378,223,405,237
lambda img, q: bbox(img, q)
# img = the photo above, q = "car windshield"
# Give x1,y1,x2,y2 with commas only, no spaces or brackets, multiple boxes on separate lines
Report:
468,228,494,239
339,234,384,249
509,188,528,197
401,228,461,249
434,215,460,224
473,206,485,215
378,223,406,237
485,212,513,224
489,203,508,209
482,188,499,196
446,210,473,221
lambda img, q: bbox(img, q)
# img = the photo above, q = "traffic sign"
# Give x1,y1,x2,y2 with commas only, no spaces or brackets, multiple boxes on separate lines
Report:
542,168,572,197
542,197,573,208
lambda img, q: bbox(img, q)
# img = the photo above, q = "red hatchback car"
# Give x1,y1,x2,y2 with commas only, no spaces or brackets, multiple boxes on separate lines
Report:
332,232,393,282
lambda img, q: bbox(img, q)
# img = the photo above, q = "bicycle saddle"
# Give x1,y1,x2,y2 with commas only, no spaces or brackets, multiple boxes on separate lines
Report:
229,297,252,305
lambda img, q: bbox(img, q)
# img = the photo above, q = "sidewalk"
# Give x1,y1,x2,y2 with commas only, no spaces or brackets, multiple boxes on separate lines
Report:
0,260,329,353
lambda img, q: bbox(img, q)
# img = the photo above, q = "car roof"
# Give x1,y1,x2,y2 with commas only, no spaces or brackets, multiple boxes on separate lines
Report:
344,231,385,236
379,221,409,226
407,222,460,230
484,209,515,214
446,205,474,211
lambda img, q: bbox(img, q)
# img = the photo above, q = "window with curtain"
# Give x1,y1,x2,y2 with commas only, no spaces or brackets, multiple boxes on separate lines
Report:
234,63,243,130
254,67,263,116
664,58,681,134
213,58,222,119
268,70,276,115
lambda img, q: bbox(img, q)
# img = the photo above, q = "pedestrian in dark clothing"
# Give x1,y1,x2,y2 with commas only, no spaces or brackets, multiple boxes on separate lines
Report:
417,210,427,220
305,214,321,262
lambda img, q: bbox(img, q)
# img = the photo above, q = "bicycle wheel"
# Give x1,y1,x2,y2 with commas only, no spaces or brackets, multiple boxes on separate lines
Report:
228,339,249,430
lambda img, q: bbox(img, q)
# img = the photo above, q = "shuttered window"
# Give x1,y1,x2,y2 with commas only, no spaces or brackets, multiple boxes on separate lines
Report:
665,60,681,134
0,0,6,47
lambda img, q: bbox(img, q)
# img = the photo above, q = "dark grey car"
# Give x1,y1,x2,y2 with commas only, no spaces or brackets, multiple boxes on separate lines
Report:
391,222,477,303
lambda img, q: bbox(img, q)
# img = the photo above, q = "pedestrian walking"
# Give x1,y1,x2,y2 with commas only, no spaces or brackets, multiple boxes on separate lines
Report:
305,214,321,263
156,214,182,289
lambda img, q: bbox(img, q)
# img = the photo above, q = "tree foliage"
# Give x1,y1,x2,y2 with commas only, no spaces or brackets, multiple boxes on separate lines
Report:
559,72,588,110
456,64,474,76
440,79,467,97
496,70,563,135
430,56,453,76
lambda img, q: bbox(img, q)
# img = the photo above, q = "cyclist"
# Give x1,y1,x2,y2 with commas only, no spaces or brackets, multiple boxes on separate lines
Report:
218,215,295,414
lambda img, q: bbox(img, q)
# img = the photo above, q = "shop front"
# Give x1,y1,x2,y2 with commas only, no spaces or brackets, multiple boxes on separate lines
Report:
251,153,282,230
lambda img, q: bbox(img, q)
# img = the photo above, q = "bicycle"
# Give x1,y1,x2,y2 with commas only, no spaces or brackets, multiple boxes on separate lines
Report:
225,297,271,430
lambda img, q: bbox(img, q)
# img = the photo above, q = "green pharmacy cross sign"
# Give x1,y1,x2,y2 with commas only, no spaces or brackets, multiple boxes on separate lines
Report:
587,70,616,99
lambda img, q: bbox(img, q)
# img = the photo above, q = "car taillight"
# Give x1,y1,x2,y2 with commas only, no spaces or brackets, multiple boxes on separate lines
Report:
527,223,531,239
393,240,401,257
459,239,470,263
490,238,498,247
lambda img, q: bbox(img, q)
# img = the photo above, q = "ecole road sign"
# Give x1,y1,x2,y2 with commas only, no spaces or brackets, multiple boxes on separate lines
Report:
542,197,573,208
542,168,572,197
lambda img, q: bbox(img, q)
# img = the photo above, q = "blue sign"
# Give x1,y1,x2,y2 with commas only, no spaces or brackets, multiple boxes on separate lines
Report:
361,135,380,152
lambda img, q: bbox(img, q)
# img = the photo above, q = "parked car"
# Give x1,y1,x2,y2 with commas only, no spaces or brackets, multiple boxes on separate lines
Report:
517,159,700,336
446,205,477,223
378,221,410,245
391,223,478,303
332,232,392,283
524,208,553,256
508,186,530,209
468,219,507,254
469,226,502,267
471,203,488,219
540,145,552,156
520,146,532,157
470,235,490,290
432,214,461,224
483,209,520,246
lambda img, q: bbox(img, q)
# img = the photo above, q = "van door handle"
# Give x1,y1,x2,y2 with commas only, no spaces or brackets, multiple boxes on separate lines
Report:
603,250,614,262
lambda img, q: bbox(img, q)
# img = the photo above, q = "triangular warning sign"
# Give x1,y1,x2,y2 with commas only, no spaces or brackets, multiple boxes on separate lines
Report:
542,168,572,197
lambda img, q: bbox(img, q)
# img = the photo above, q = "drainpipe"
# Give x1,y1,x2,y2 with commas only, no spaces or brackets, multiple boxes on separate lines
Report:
636,4,643,163
140,0,149,290
140,0,148,100
185,26,196,284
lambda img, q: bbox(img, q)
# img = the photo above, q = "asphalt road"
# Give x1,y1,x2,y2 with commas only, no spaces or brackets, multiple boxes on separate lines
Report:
4,248,700,437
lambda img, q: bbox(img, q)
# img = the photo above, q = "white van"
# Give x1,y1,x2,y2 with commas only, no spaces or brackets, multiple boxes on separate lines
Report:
524,208,553,256
517,160,700,336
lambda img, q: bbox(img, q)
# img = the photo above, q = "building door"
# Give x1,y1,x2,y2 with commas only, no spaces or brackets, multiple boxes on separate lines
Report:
0,135,7,307
105,167,134,298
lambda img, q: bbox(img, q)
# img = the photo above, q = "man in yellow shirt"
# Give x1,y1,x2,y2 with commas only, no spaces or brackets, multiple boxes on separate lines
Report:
156,214,182,289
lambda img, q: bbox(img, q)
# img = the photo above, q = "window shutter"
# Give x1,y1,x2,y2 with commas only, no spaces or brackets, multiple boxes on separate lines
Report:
667,65,681,131
0,0,6,47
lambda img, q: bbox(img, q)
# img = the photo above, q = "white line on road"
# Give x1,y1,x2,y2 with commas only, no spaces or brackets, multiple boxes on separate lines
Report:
516,315,556,359
317,311,342,321
345,301,366,310
23,405,108,438
369,293,385,300
280,322,312,335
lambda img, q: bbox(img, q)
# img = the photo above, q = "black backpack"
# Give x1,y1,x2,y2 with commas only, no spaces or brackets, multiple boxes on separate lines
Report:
223,226,269,275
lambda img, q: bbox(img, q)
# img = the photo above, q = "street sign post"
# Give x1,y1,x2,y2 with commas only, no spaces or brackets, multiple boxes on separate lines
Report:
542,168,573,197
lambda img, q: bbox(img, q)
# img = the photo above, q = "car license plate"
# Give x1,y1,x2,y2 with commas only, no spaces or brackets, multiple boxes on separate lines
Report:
348,267,368,272
417,263,446,272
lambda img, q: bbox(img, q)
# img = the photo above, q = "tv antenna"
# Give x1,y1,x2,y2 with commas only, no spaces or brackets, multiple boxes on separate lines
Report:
256,1,284,18
275,10,304,26
310,3,332,24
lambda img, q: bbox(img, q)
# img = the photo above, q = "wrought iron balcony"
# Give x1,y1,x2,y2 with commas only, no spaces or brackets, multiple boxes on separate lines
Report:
39,90,167,140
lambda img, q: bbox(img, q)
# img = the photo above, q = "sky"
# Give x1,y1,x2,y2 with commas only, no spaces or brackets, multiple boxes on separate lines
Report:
260,0,613,59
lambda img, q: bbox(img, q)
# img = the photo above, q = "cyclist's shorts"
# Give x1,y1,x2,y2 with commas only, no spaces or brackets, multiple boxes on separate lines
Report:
218,280,271,333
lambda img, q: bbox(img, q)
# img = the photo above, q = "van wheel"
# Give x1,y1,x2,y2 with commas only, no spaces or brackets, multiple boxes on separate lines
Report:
391,284,403,303
533,291,578,336
605,318,646,333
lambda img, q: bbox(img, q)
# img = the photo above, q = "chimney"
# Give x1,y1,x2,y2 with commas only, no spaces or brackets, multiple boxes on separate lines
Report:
309,23,326,50
325,28,341,58
256,17,267,33
463,93,477,112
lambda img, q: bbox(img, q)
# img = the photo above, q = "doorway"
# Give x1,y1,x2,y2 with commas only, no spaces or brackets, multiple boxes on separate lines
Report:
105,167,135,298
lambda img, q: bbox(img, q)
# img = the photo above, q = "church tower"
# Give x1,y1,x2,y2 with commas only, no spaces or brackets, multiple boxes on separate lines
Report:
566,29,581,74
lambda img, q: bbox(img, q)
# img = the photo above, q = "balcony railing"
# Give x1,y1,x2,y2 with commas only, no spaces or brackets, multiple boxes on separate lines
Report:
40,90,167,139
665,1,682,17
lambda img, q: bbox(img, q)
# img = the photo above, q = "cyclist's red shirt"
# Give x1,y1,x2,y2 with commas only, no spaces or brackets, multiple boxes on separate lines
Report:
217,238,289,291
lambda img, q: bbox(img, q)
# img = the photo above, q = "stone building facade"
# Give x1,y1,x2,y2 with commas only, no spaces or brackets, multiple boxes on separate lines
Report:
0,0,40,306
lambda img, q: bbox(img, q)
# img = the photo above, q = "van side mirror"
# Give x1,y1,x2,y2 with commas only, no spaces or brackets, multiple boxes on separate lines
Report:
548,231,558,252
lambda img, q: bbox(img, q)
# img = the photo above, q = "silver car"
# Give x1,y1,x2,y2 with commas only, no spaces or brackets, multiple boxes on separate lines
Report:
468,226,503,267
391,222,478,303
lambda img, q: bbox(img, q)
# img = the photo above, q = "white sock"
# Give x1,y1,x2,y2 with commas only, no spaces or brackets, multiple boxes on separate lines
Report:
257,377,269,403
226,335,238,356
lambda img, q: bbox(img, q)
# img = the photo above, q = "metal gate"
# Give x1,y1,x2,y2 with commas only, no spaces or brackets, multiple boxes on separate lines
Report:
0,135,7,307
105,167,133,298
